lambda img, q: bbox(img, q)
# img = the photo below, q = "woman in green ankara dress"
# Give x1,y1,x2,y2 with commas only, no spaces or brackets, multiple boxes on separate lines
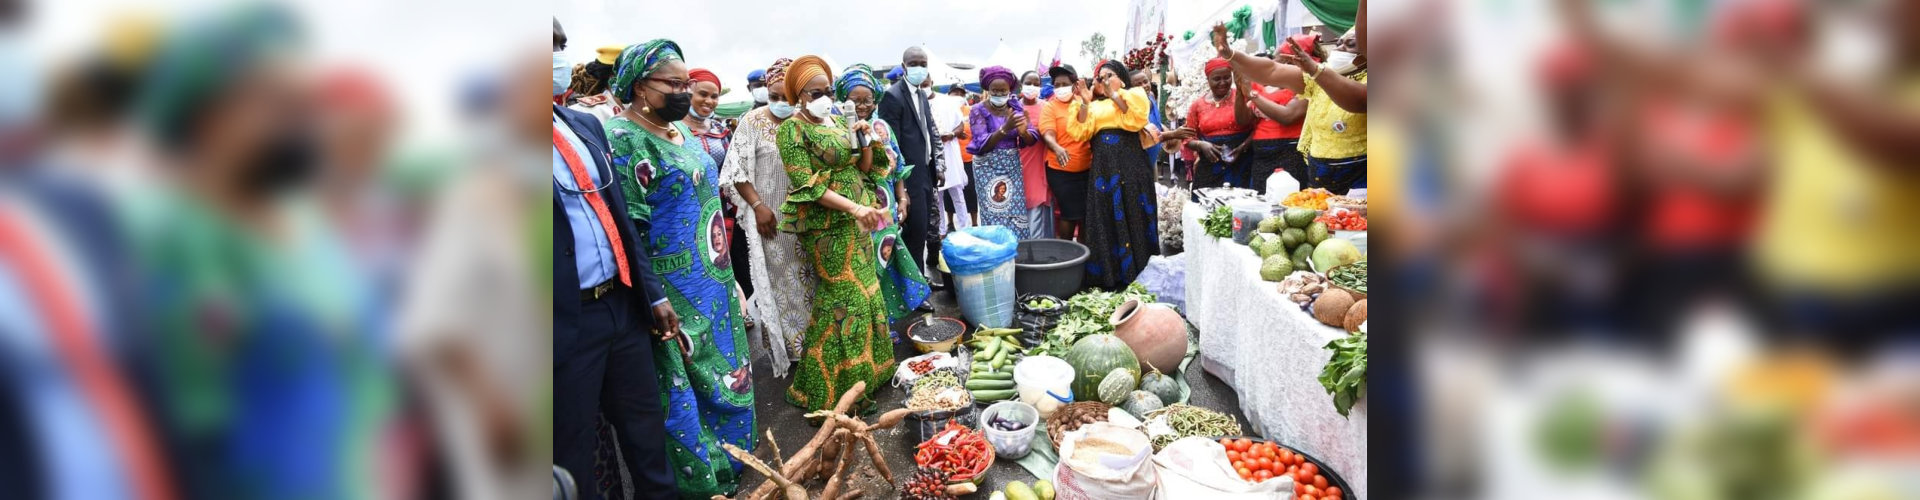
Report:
603,39,754,498
774,55,896,412
837,63,930,323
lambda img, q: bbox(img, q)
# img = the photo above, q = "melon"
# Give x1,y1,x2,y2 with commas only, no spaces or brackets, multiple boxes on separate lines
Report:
1312,238,1364,272
1064,334,1141,403
1098,367,1138,404
1120,390,1165,419
1139,366,1181,404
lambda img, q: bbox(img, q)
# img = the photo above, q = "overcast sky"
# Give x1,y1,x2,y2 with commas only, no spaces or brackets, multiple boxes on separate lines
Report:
555,0,1246,101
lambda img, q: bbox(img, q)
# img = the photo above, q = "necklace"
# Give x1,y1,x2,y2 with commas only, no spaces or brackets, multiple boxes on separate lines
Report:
633,111,681,140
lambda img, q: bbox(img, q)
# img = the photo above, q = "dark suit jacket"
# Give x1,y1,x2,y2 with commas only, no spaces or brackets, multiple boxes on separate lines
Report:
878,80,942,191
552,105,667,335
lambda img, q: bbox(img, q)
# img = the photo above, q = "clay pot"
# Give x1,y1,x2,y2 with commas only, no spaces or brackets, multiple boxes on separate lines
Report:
1109,299,1189,373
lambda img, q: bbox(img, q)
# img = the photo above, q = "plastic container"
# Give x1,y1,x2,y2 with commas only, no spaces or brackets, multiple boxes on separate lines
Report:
1229,199,1269,245
953,260,1016,328
1013,355,1075,419
1265,169,1299,204
944,226,1021,328
979,401,1041,459
1013,239,1089,299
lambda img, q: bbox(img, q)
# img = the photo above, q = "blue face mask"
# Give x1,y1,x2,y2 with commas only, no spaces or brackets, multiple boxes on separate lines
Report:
552,51,570,97
769,101,796,119
905,66,928,86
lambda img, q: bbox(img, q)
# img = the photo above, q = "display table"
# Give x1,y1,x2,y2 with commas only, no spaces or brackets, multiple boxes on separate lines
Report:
1181,200,1370,499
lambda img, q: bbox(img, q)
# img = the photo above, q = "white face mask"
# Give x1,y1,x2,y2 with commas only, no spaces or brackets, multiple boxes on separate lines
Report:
805,96,834,119
989,95,1010,107
769,101,796,119
1054,88,1074,102
751,87,770,103
1326,50,1358,74
1022,87,1040,100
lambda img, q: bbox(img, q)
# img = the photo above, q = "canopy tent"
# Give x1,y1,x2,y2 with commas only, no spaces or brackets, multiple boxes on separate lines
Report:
714,100,755,119
1301,0,1358,34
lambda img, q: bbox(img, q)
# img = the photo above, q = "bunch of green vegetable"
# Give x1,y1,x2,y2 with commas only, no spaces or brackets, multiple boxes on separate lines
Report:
1142,403,1242,450
1030,284,1157,356
1201,205,1233,238
1328,260,1367,295
1318,332,1367,417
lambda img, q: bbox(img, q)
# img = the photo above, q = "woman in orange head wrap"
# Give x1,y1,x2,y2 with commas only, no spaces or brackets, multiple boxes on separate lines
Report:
770,54,899,412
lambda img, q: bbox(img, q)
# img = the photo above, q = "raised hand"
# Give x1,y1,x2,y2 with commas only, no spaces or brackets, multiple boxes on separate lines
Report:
1212,23,1233,59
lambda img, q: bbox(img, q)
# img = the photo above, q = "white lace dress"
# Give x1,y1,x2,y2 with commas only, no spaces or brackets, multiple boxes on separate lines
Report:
720,107,816,377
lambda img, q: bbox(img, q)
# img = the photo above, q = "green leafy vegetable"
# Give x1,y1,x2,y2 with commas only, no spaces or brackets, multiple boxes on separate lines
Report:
1317,331,1367,417
1201,205,1233,238
1030,284,1157,356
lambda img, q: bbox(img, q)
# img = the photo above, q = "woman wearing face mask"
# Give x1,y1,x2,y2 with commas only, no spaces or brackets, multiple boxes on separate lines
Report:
1016,71,1054,239
965,65,1038,233
720,58,816,378
1239,35,1316,193
1217,24,1368,194
1163,57,1256,190
604,39,756,498
1062,60,1160,289
838,63,930,321
1038,64,1092,241
772,55,894,412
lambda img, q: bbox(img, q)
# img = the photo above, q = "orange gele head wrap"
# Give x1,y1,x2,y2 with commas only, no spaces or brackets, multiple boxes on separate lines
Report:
783,55,830,104
1204,58,1230,76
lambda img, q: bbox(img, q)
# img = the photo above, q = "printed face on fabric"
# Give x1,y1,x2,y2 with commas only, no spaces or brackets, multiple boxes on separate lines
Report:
708,211,728,268
879,235,896,267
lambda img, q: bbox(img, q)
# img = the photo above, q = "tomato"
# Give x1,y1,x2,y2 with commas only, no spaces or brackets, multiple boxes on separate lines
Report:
1227,450,1240,463
1255,469,1272,482
1278,448,1293,464
1301,463,1318,477
1295,470,1311,484
1237,466,1252,478
1314,474,1327,489
1302,484,1319,497
1285,464,1298,475
1294,482,1306,495
1325,486,1341,498
1236,439,1253,452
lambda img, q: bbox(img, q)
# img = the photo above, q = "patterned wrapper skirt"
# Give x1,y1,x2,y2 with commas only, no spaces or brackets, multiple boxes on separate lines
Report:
1190,132,1250,190
971,148,1029,234
1083,128,1161,289
1306,154,1368,195
1244,138,1305,194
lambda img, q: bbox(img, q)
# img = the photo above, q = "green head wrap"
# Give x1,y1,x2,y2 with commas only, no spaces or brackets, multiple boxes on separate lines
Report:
609,39,683,105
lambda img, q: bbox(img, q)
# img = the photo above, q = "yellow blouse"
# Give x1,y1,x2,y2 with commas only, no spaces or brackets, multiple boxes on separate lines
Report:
1754,79,1920,292
1063,87,1151,142
1298,70,1367,160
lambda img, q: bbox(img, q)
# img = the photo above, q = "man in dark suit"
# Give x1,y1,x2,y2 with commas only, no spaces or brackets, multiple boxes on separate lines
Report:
878,46,944,297
551,19,681,500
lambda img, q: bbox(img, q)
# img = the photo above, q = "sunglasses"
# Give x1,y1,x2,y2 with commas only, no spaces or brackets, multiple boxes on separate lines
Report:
801,88,830,100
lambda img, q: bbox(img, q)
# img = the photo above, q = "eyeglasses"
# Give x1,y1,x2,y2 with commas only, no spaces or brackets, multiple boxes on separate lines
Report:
802,89,830,100
1336,39,1359,50
646,78,693,92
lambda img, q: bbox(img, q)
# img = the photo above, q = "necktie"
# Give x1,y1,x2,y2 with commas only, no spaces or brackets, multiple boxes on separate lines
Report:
552,124,632,287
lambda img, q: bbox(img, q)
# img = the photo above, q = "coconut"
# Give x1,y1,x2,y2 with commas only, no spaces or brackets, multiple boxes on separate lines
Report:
1313,289,1356,328
1343,299,1368,332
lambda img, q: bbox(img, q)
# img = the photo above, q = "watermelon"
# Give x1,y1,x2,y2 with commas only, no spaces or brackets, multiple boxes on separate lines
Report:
1098,367,1138,404
1120,390,1165,419
1064,334,1141,403
1139,368,1181,404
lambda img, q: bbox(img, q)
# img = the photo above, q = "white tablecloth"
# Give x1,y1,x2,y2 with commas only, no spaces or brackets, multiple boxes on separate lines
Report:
1182,201,1370,499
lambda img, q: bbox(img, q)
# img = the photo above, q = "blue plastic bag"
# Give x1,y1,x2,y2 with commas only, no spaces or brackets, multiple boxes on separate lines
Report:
941,225,1018,276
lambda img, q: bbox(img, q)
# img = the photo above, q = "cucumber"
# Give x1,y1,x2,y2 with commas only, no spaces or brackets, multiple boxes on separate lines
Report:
972,363,993,373
972,371,1013,380
991,349,1008,366
965,378,1015,390
970,389,1017,401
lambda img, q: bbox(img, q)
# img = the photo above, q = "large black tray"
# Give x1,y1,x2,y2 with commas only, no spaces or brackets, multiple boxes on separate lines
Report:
1216,435,1355,500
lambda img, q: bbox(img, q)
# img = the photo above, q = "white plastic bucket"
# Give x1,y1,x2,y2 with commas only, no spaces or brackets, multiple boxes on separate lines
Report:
1013,356,1075,418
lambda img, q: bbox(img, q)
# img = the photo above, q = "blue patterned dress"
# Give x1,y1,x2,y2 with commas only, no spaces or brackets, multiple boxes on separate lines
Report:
869,117,931,323
605,117,755,498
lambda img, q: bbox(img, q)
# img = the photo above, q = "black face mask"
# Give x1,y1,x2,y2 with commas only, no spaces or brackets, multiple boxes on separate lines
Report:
653,92,693,122
242,128,318,195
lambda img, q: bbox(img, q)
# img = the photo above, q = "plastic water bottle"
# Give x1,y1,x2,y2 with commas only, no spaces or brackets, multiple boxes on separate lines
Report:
1265,169,1299,203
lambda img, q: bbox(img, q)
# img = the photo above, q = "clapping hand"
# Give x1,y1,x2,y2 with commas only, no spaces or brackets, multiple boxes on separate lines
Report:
1212,23,1233,59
